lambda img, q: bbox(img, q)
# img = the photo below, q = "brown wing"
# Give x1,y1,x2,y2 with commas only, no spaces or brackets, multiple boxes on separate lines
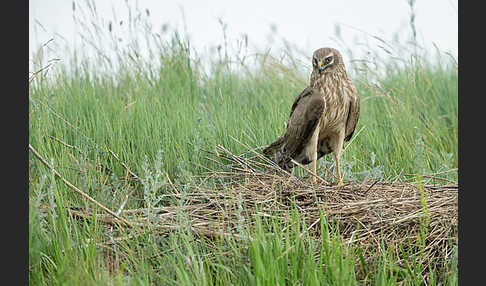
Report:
344,92,360,141
263,87,322,158
279,88,325,160
288,87,318,118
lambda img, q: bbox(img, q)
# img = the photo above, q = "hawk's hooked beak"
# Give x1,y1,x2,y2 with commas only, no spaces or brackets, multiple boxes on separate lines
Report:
317,60,324,72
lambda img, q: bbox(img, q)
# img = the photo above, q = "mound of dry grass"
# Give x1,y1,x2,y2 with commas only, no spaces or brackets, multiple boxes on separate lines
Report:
32,142,457,273
178,144,457,267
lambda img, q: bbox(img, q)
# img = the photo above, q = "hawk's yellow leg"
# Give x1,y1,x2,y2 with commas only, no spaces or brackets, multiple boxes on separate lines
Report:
334,154,344,186
313,159,317,183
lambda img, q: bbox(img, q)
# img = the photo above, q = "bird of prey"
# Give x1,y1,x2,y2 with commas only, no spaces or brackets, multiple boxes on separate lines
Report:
263,47,360,185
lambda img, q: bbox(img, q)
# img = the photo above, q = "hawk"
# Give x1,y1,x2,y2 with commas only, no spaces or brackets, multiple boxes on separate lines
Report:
263,47,360,185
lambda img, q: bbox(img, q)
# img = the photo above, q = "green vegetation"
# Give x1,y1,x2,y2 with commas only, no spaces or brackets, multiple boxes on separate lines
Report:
29,1,457,284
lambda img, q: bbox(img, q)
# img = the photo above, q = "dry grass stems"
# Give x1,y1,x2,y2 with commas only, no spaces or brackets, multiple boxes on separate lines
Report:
33,143,457,272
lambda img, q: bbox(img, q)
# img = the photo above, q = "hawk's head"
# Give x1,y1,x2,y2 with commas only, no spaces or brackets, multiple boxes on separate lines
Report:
311,47,343,75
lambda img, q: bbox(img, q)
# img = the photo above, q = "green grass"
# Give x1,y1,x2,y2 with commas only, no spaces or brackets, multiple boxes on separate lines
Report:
29,2,457,284
29,44,457,183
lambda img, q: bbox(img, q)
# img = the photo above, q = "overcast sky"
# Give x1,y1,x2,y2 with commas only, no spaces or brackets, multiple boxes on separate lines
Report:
29,0,458,70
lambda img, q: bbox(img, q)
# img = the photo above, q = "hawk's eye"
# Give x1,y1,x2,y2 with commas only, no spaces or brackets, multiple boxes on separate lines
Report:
325,57,332,64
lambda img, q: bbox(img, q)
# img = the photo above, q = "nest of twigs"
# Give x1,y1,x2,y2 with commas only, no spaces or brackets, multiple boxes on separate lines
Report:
201,145,456,265
63,143,457,273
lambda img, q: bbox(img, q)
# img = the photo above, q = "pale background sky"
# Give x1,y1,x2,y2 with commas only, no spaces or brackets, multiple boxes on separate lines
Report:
29,0,458,72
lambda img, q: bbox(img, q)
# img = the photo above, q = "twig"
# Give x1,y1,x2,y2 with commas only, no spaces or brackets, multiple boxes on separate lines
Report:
108,150,141,181
343,125,366,153
290,159,329,185
363,180,380,195
108,149,142,216
217,144,256,173
165,172,180,195
228,135,289,172
47,135,83,155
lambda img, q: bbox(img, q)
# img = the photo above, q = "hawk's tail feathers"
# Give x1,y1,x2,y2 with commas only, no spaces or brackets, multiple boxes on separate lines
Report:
262,136,285,159
263,137,297,172
277,153,295,172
